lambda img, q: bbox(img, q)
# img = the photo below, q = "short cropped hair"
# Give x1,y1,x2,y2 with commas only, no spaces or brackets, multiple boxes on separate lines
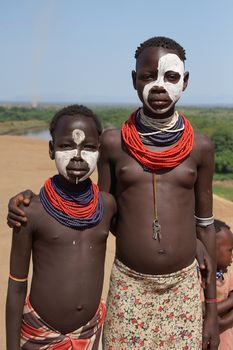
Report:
214,219,230,233
135,36,186,61
49,104,103,139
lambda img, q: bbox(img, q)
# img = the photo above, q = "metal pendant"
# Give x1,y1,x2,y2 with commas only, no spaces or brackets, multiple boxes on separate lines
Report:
152,219,161,240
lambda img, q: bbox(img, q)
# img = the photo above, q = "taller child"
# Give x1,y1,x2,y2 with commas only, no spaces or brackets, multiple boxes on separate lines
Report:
98,37,219,349
7,37,219,349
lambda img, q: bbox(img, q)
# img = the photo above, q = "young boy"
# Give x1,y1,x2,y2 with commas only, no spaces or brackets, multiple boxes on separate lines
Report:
7,37,219,349
6,105,116,349
215,219,233,349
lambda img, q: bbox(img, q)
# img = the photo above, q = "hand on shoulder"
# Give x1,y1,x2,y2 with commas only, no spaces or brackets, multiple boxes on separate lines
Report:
7,189,36,228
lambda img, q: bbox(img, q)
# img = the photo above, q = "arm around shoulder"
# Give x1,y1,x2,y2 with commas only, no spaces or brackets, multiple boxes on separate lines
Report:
7,189,36,228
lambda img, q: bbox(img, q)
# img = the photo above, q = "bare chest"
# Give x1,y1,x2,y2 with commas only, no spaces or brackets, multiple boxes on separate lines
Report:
114,146,198,194
32,206,109,248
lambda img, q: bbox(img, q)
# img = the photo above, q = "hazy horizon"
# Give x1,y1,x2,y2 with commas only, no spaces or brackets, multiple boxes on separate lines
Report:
2,0,233,107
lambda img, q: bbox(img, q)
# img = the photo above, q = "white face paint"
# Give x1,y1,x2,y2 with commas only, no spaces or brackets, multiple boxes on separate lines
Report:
55,149,77,180
79,149,99,182
54,128,99,183
72,129,85,145
143,53,185,114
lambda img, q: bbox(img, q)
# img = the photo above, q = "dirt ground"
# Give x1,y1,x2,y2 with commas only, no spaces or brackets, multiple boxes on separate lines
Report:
1,135,233,348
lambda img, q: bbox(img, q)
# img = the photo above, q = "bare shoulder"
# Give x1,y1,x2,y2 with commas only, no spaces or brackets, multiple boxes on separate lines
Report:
100,191,117,216
194,132,214,152
20,194,42,219
192,132,215,175
100,128,121,149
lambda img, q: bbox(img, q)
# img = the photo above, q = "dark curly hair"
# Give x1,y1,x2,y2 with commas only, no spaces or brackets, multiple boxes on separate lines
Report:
49,104,103,139
135,36,186,61
214,219,230,233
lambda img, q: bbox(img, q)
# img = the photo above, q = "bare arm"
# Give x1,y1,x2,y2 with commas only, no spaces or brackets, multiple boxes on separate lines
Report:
196,238,213,287
6,212,33,350
7,190,35,228
218,308,233,333
218,291,233,333
97,129,117,195
217,291,233,315
194,135,219,350
98,130,118,235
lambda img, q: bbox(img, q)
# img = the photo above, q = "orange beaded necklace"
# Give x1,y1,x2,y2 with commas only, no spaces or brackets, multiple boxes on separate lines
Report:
121,110,194,172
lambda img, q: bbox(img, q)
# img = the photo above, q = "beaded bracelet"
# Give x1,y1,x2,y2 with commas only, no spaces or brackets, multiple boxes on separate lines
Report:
9,274,28,282
205,298,220,304
194,215,214,227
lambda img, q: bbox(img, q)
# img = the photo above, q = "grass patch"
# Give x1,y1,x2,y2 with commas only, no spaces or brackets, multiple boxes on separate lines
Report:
213,185,233,202
0,119,48,135
214,173,233,180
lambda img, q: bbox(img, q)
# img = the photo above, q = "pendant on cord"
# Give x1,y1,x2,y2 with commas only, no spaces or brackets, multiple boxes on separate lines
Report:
152,219,161,240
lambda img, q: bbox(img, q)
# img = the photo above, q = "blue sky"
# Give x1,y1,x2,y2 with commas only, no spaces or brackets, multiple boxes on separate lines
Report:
1,0,233,106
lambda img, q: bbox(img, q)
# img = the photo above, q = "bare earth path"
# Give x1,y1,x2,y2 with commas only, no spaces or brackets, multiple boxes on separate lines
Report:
1,136,233,348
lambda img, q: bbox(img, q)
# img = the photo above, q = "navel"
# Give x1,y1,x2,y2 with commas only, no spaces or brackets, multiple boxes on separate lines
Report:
52,235,59,240
76,305,83,311
157,249,166,255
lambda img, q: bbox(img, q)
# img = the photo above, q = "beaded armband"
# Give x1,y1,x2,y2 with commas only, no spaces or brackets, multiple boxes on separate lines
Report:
205,298,220,304
194,215,214,227
9,273,28,282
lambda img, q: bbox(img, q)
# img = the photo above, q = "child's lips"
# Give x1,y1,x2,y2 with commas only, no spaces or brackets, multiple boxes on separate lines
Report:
148,97,171,108
67,168,88,176
150,97,168,102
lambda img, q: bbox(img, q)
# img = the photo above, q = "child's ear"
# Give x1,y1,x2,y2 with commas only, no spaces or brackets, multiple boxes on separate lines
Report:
183,71,189,91
132,70,137,90
49,140,55,160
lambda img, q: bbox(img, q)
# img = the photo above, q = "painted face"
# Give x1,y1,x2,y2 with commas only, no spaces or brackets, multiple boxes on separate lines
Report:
52,115,100,184
142,53,185,114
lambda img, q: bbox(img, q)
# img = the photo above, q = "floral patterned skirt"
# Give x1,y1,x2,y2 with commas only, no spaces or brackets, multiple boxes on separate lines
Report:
103,259,202,350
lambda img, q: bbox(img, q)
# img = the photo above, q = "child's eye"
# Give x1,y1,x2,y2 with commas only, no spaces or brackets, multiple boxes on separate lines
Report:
83,144,97,151
165,71,181,82
140,74,154,81
60,144,72,149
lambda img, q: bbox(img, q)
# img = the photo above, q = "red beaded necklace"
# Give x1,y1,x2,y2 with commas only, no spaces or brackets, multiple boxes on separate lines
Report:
121,110,194,171
44,177,99,218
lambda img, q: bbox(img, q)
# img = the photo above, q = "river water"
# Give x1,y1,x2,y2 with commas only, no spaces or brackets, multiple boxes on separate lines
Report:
25,129,50,141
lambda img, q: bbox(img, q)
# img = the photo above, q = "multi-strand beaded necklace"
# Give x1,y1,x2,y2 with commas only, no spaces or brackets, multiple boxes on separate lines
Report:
39,175,103,229
121,109,194,240
122,109,194,172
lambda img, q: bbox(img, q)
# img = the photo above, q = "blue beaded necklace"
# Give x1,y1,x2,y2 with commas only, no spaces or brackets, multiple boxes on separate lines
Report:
39,175,103,230
135,109,184,146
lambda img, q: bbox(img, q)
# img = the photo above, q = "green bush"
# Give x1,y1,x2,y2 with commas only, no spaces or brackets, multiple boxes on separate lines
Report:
1,105,233,177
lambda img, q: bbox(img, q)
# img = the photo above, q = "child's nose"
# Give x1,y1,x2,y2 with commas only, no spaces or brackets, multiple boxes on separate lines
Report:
73,147,82,159
151,84,166,93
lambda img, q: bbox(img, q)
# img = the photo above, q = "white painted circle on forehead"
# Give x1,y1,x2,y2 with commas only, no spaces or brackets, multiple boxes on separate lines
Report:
72,129,85,145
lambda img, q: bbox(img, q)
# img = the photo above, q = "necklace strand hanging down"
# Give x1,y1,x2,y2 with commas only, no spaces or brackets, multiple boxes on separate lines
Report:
121,109,194,240
152,173,161,240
